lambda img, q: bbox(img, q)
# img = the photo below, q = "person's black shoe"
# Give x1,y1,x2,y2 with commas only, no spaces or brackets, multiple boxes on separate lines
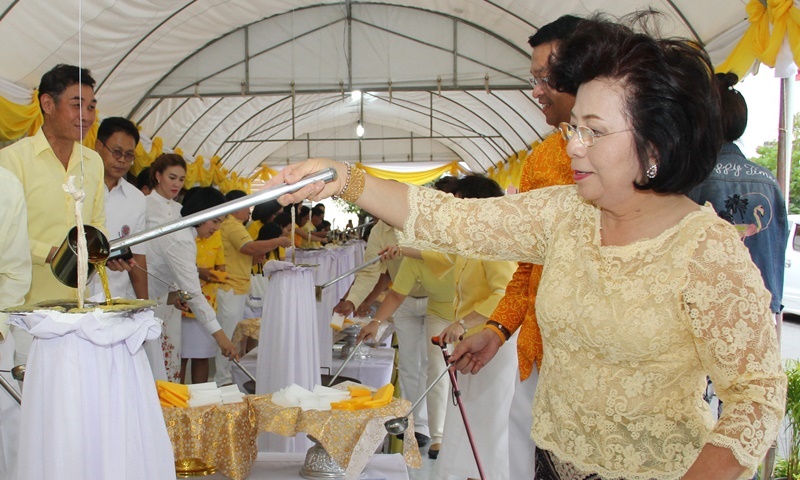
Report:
415,432,430,447
427,443,441,459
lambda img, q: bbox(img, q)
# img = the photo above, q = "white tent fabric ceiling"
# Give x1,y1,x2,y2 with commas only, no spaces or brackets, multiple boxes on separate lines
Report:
0,0,749,176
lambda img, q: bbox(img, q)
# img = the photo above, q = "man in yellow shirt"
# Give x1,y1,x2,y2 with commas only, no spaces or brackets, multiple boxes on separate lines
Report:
0,64,108,364
215,190,292,384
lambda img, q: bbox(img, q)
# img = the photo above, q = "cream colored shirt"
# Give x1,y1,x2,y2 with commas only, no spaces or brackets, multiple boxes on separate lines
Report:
344,220,425,308
0,166,31,339
399,184,785,479
0,129,106,305
219,215,254,295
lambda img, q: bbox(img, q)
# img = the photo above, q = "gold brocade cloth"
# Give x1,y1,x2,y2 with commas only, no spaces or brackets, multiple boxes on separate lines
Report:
231,318,260,348
164,401,257,480
162,395,422,480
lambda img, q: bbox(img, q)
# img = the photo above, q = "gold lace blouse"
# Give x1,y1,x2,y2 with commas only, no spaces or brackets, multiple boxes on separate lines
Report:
397,184,786,479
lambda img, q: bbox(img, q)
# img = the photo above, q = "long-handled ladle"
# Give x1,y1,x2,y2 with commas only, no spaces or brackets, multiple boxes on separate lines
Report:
384,363,452,436
132,264,193,302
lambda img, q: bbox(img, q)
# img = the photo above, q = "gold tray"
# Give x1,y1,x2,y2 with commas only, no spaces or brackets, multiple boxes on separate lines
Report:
3,298,157,314
175,458,216,477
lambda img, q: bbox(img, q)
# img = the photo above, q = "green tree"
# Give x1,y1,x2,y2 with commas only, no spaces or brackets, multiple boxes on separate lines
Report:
749,112,800,214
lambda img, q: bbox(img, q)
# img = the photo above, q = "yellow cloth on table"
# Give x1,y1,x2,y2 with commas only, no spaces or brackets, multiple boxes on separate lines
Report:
161,393,422,480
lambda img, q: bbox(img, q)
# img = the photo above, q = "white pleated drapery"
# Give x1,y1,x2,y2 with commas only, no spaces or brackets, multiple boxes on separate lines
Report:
9,308,175,480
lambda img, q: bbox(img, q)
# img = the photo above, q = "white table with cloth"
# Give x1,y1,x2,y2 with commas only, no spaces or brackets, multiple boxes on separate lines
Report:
257,261,321,453
9,308,175,480
289,247,338,370
330,345,396,389
186,452,410,480
234,343,395,393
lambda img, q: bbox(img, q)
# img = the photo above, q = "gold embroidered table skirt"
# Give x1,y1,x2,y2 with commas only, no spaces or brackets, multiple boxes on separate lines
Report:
162,394,422,480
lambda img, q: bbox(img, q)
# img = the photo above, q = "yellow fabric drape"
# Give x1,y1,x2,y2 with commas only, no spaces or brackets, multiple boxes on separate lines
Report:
0,91,43,141
716,0,800,78
488,141,538,190
356,161,468,185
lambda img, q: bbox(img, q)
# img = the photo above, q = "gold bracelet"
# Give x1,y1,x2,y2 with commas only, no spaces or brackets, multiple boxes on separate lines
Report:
339,165,365,203
484,324,506,345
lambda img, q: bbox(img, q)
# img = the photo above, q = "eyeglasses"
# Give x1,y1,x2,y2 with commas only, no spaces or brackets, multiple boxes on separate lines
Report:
558,122,633,147
100,141,136,163
528,76,549,88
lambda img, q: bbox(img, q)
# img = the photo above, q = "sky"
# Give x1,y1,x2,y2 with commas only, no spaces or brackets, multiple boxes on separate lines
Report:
738,68,799,158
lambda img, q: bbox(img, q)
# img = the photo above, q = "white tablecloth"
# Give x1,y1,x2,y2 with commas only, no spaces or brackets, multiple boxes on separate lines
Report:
9,309,175,480
257,262,320,453
290,248,338,369
331,346,395,389
187,452,409,480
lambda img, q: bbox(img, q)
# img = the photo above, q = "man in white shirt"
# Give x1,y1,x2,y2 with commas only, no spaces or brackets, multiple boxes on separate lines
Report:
91,117,148,300
0,165,31,480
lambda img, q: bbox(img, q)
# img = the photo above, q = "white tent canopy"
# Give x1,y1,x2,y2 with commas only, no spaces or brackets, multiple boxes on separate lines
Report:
0,0,750,175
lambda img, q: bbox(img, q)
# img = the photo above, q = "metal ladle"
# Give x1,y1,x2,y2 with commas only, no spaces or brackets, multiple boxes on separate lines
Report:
315,256,381,301
132,264,192,302
231,358,256,383
384,366,451,435
51,169,338,288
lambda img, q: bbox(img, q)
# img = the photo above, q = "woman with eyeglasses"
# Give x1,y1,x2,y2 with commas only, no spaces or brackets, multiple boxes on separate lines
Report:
266,14,784,480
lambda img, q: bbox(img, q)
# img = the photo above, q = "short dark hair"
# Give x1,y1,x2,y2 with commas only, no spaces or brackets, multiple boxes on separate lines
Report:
180,186,225,218
97,117,140,145
528,15,582,48
434,176,459,193
224,190,248,202
455,175,504,199
299,205,311,217
136,167,151,190
311,205,324,217
149,153,187,187
716,72,748,142
251,200,282,222
273,212,293,229
257,222,283,241
549,14,721,194
38,64,96,111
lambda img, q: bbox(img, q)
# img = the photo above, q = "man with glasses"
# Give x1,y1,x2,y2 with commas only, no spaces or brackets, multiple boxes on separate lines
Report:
92,117,149,301
451,15,581,480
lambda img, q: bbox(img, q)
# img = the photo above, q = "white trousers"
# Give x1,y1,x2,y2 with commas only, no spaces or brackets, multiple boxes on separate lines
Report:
423,313,451,445
393,296,430,438
509,363,538,480
0,333,19,480
214,288,247,385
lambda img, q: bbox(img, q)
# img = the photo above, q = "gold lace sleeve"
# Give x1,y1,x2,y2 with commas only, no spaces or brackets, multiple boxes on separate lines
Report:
397,184,576,263
683,222,786,471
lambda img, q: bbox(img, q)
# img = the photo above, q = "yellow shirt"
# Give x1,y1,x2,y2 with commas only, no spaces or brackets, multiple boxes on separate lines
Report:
421,251,515,337
299,222,320,249
184,231,225,317
246,220,263,240
0,166,31,339
399,184,785,478
345,220,426,308
218,215,253,295
0,128,106,304
391,257,454,321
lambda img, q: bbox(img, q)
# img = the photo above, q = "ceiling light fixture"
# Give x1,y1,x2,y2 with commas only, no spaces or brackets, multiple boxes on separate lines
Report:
351,90,362,102
356,123,365,137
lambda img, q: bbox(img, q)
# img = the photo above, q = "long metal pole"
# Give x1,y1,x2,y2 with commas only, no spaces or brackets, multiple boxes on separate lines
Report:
109,168,337,255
